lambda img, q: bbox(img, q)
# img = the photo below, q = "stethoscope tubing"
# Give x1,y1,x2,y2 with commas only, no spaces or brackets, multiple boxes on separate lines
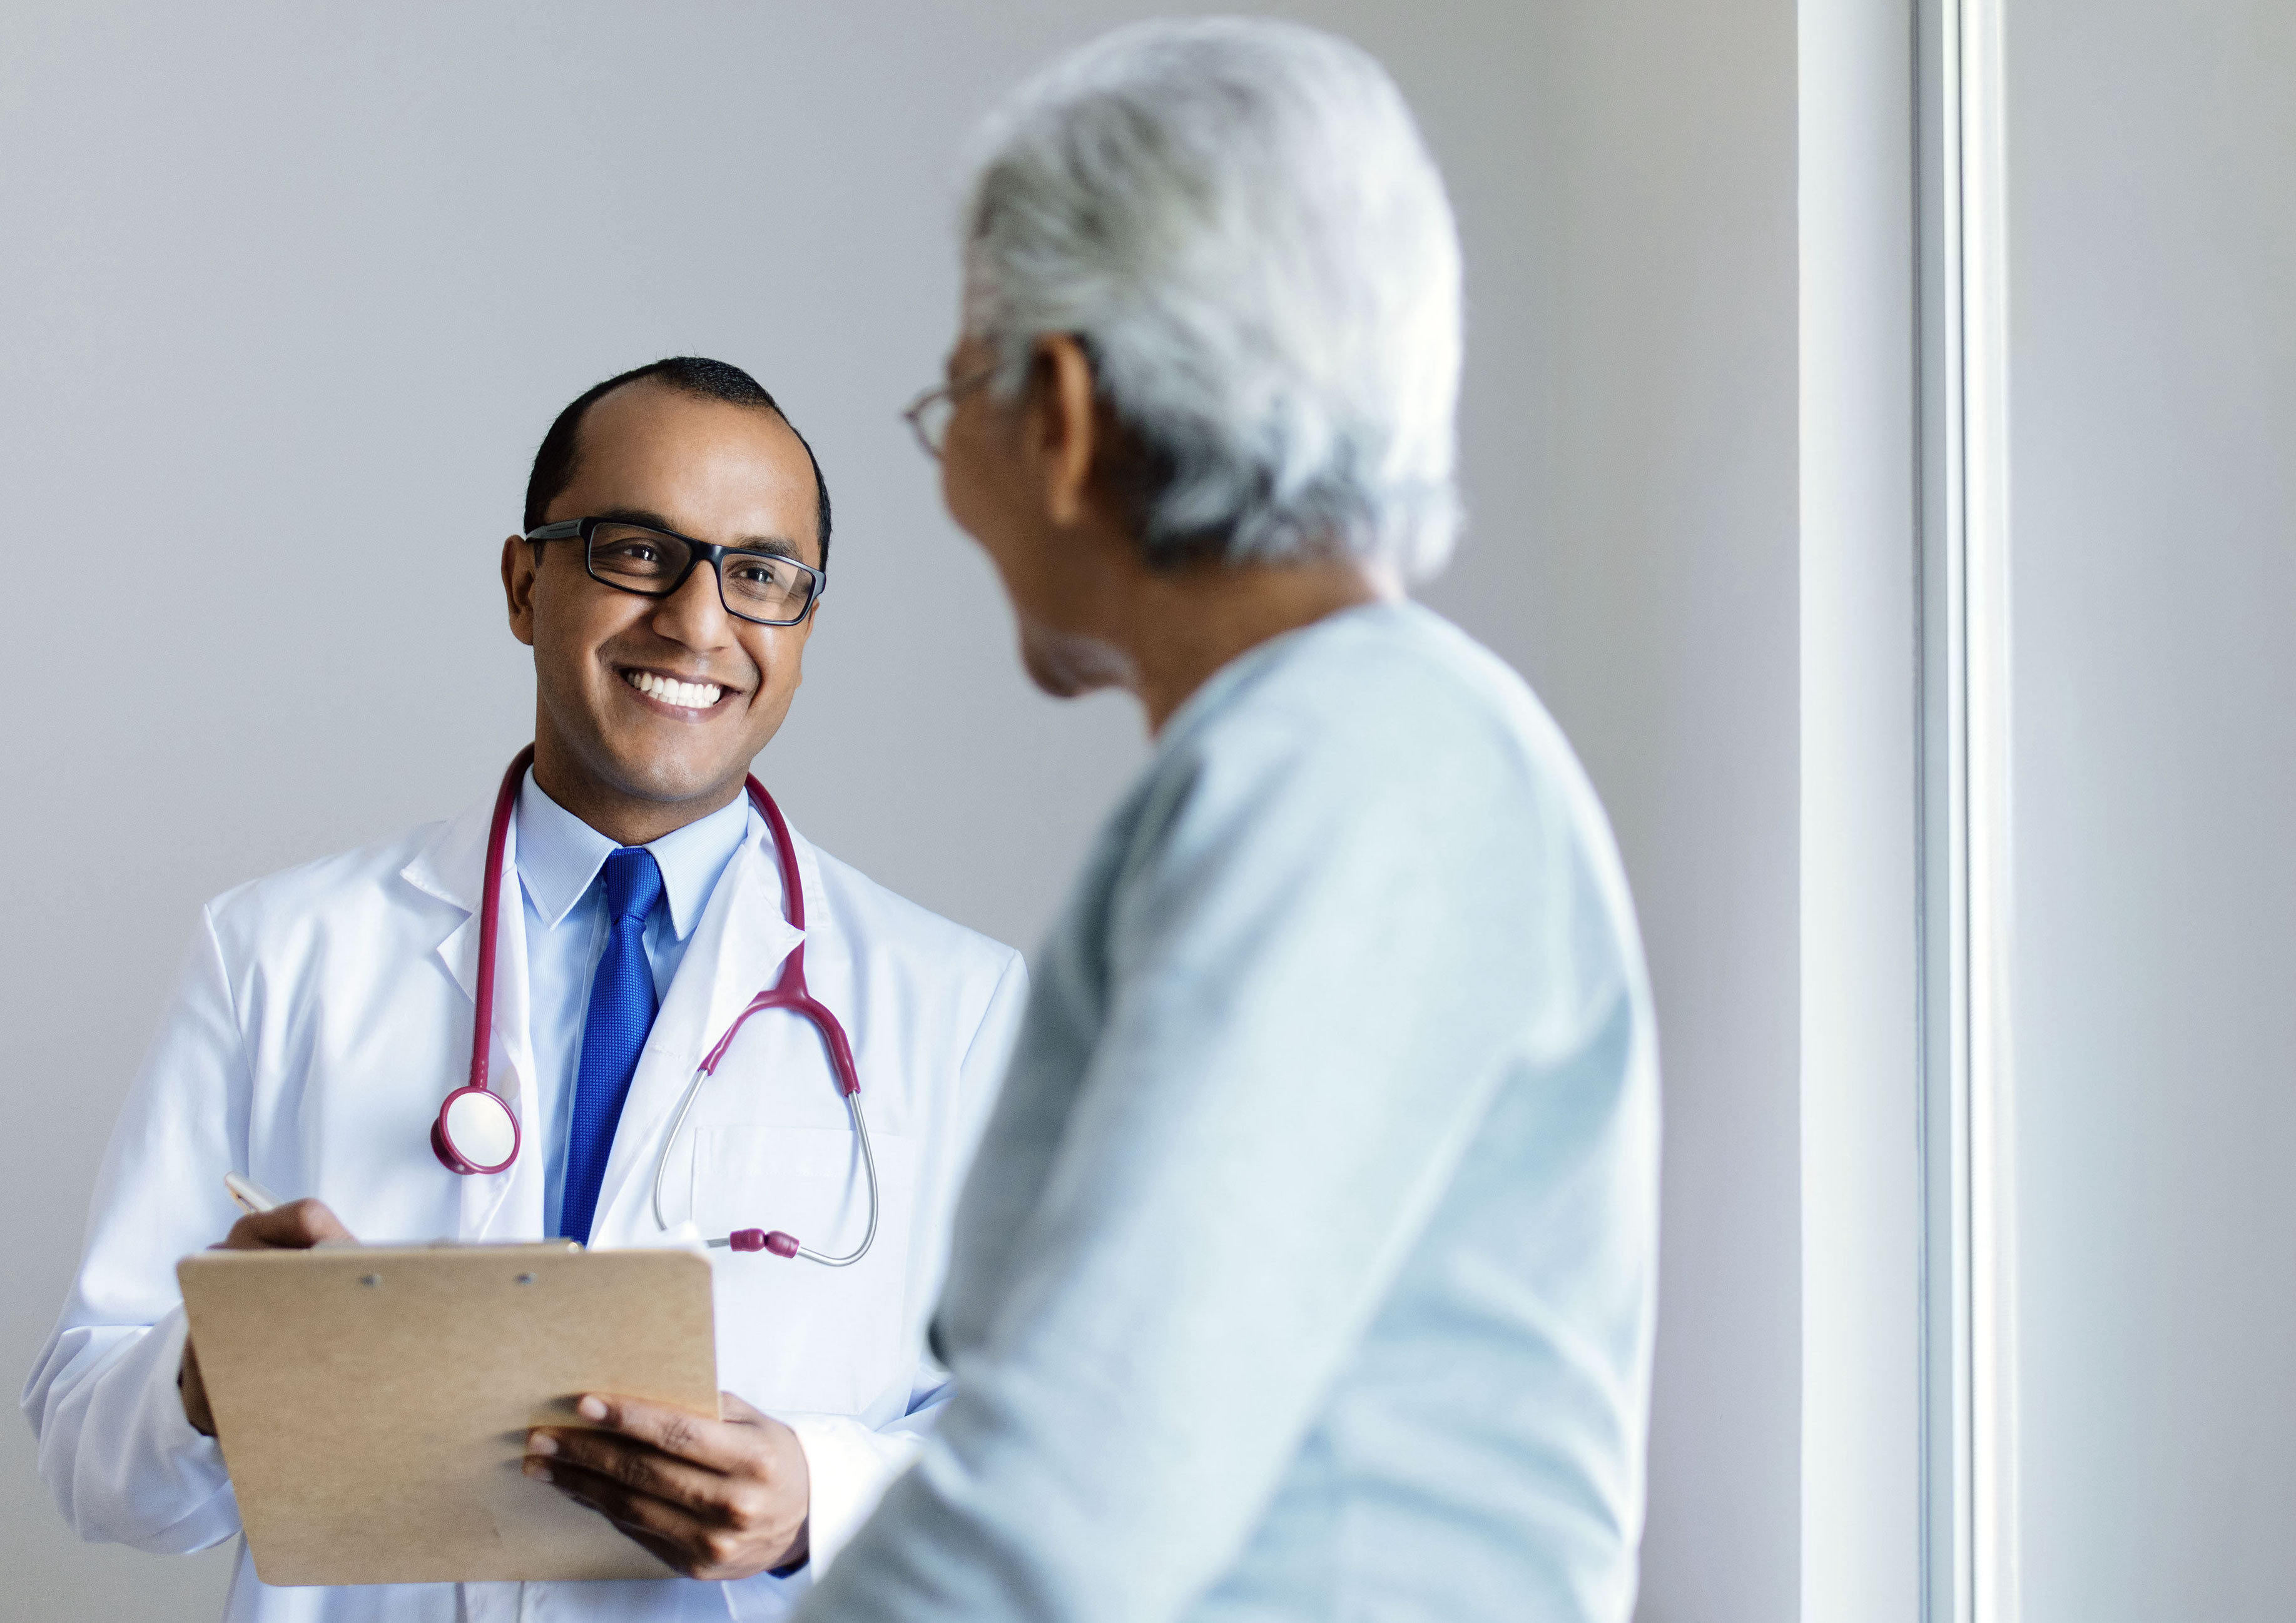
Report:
654,1079,880,1267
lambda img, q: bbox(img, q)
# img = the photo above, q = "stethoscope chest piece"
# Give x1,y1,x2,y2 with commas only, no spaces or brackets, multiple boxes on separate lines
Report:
432,1083,520,1175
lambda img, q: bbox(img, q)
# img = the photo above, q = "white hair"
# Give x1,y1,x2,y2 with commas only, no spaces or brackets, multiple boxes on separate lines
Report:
961,18,1464,579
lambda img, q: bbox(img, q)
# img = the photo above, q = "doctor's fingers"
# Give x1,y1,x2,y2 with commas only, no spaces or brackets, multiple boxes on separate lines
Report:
528,1429,788,1527
535,1469,715,1577
569,1392,764,1472
219,1200,354,1250
527,1459,787,1579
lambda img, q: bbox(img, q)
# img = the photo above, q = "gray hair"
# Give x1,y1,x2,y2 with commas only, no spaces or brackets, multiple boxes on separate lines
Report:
961,18,1463,580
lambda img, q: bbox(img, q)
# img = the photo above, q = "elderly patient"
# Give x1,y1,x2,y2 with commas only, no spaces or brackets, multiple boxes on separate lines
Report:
802,19,1660,1623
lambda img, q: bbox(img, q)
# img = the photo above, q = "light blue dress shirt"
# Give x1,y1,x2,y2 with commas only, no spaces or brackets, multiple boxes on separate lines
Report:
514,772,757,1238
798,603,1662,1623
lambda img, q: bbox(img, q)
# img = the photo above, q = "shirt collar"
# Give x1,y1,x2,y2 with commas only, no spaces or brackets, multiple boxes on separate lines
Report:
514,769,754,941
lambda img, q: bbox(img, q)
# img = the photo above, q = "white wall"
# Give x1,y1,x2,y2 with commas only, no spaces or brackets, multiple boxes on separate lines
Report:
1516,6,1803,1620
0,4,1806,1618
2003,3,2296,1618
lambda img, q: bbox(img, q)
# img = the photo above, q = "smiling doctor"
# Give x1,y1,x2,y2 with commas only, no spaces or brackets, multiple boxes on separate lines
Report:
23,356,1027,1623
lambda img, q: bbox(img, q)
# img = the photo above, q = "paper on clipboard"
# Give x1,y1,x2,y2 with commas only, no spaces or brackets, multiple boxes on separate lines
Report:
177,1242,717,1587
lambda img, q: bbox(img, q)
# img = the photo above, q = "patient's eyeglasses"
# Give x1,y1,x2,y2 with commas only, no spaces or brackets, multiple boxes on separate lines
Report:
902,363,1000,460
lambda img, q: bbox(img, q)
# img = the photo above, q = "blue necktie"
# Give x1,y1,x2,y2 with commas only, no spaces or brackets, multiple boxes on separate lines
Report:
560,847,665,1243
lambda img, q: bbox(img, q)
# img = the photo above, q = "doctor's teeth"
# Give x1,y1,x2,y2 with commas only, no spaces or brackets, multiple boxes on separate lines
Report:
626,671,723,707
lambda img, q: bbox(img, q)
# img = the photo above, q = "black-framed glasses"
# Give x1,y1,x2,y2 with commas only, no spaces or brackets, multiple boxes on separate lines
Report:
525,517,825,626
901,363,1000,460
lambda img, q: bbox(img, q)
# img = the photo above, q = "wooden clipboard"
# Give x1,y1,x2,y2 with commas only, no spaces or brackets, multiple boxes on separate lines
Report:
177,1243,717,1587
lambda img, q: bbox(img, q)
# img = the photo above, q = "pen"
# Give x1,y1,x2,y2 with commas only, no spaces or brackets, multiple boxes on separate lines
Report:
224,1171,285,1215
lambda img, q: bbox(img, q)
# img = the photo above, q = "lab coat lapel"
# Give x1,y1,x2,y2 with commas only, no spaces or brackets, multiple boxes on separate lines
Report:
588,825,805,1240
399,789,546,1241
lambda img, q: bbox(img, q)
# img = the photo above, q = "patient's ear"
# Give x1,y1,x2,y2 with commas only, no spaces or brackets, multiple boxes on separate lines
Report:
1025,333,1101,528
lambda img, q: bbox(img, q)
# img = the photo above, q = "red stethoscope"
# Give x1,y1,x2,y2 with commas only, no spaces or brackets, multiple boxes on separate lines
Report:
429,746,878,1265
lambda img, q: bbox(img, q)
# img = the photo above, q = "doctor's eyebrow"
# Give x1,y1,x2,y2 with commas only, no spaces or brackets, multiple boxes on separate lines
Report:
589,506,805,559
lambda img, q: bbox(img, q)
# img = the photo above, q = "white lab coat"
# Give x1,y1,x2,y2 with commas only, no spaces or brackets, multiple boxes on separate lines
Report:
23,780,1027,1623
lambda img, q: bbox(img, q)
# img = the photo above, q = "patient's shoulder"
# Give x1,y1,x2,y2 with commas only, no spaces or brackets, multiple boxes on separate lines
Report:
1169,602,1587,807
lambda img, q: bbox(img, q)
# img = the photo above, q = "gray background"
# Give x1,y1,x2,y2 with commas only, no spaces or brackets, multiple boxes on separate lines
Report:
0,3,1801,1618
2006,1,2296,1617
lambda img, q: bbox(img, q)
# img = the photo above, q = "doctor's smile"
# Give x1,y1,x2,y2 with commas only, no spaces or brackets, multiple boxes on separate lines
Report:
619,667,734,713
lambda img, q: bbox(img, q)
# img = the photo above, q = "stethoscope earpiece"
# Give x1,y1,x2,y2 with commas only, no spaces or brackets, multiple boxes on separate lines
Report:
430,747,877,1267
726,1230,801,1258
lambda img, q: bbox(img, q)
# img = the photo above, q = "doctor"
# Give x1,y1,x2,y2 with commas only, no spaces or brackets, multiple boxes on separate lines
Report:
24,356,1027,1622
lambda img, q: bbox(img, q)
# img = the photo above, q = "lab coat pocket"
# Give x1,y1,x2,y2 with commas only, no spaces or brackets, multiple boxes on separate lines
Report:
690,1124,920,1417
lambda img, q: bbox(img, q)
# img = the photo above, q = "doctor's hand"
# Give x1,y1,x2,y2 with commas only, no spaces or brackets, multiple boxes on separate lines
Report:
178,1199,356,1437
524,1390,810,1580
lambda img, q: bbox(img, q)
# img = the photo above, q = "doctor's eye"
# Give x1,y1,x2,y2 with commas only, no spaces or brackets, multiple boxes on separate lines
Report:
721,556,817,617
589,532,678,580
723,555,796,589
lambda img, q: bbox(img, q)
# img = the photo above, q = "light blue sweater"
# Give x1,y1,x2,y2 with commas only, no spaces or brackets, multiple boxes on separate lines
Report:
800,602,1660,1622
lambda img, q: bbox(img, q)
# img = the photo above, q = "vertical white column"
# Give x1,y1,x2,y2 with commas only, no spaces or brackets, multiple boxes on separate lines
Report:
1919,1,2016,1619
1956,3,2019,1619
1796,0,1922,1617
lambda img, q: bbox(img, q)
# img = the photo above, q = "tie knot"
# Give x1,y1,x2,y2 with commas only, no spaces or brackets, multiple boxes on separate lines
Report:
602,847,664,926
